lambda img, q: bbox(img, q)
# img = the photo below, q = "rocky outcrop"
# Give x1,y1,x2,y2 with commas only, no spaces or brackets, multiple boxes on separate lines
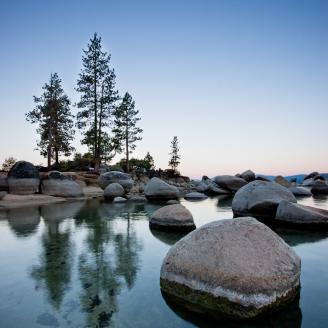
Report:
240,169,255,182
149,204,195,232
41,171,84,197
289,186,312,197
311,180,328,195
160,217,301,319
145,177,179,200
103,183,125,200
232,180,297,220
213,175,247,192
7,161,40,195
98,171,134,191
276,200,328,229
274,175,291,188
184,192,208,200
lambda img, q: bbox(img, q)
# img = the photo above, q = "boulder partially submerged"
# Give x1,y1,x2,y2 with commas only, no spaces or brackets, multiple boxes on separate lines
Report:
150,204,195,232
311,180,328,195
145,177,179,201
289,186,312,197
104,183,125,200
213,175,247,192
160,217,301,320
41,171,84,198
232,180,297,220
276,200,328,230
7,161,40,195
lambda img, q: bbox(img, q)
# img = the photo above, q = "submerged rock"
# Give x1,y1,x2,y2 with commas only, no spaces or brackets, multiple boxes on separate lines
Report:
7,161,40,195
289,186,312,197
41,171,84,197
232,180,297,220
145,177,179,200
150,204,195,232
274,175,291,188
104,183,125,200
184,192,208,200
276,200,328,229
213,175,247,192
113,196,127,203
128,195,147,202
98,171,134,191
160,217,301,320
311,180,328,195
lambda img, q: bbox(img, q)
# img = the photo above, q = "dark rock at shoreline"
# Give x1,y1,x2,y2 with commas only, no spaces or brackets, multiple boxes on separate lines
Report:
7,161,40,195
160,217,301,320
98,171,134,191
240,169,255,182
303,172,319,181
232,180,297,220
289,186,312,196
213,175,247,192
145,177,179,200
184,192,208,200
311,180,328,195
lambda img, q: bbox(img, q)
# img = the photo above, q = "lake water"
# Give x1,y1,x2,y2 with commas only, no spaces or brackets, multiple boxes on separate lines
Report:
0,194,328,328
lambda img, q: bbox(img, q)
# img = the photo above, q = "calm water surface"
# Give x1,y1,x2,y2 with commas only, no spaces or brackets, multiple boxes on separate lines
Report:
0,195,328,328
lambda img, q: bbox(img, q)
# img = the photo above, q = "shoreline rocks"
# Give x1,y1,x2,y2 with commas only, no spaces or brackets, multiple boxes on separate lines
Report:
289,186,312,197
104,183,125,200
274,175,291,188
213,175,247,193
7,161,40,195
160,217,301,320
311,180,328,195
184,192,208,200
145,177,179,201
98,171,134,191
150,204,195,232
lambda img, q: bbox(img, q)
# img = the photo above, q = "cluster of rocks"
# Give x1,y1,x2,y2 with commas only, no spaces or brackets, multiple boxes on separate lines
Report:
232,179,328,230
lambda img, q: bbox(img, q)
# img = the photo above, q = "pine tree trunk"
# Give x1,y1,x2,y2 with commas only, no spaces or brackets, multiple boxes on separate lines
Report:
47,146,51,170
55,149,59,165
126,133,129,173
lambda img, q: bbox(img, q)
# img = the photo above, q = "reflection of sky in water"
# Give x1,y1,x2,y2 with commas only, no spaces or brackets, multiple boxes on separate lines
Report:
0,195,327,327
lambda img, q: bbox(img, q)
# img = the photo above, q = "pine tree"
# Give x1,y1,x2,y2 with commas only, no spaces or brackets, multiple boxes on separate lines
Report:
112,92,143,172
168,136,180,173
76,33,120,167
144,152,155,170
26,73,75,168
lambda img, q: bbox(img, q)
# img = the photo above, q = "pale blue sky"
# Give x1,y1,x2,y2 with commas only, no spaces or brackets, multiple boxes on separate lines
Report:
0,0,327,178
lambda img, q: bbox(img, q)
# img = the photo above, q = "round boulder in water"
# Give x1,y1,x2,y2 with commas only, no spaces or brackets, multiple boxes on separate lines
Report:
104,183,125,200
98,171,134,191
160,217,301,320
145,177,179,201
7,161,40,195
150,204,195,232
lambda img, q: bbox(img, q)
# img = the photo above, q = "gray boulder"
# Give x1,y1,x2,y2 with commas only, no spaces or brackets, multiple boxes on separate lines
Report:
150,204,195,232
184,192,208,200
145,177,179,200
255,175,271,182
113,196,127,203
7,161,40,195
98,171,134,191
41,171,84,197
0,191,7,200
240,169,255,182
232,180,297,220
302,178,314,186
276,200,328,229
274,175,291,188
104,183,125,200
289,186,312,196
213,175,247,192
311,180,328,194
160,217,301,319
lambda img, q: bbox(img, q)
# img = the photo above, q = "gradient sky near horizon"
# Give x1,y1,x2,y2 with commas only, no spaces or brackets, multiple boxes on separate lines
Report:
0,0,327,178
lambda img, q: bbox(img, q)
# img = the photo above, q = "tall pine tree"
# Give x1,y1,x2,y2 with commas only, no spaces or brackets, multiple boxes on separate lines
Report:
113,92,143,172
168,136,180,173
26,73,75,168
76,33,119,167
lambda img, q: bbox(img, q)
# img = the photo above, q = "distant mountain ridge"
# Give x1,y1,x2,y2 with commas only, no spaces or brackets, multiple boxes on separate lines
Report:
257,173,328,183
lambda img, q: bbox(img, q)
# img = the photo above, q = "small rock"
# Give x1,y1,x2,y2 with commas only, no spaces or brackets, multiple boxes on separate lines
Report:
113,196,127,203
98,171,133,191
129,195,147,202
184,192,208,200
104,183,125,200
274,175,291,188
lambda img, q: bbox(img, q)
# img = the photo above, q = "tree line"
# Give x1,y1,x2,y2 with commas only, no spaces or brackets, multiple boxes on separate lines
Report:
25,33,180,174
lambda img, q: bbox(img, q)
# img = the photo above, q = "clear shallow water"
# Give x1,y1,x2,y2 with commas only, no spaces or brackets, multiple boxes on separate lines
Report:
0,195,328,328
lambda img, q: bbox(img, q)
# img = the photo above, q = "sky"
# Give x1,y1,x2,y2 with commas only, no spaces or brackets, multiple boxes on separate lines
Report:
0,0,327,178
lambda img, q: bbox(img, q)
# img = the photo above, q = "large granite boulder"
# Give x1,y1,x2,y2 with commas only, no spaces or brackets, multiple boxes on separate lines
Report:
145,177,179,200
150,204,195,232
232,180,297,220
276,200,328,229
104,183,125,200
240,169,255,182
311,180,328,195
7,161,40,195
289,186,312,197
98,171,133,191
41,171,84,197
213,175,247,192
274,175,291,188
184,192,208,200
160,217,301,319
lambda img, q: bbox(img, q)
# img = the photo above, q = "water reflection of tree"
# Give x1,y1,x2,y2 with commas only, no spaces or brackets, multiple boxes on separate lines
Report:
75,200,143,327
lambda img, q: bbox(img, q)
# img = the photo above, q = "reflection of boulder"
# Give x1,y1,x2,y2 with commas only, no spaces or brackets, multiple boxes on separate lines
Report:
161,289,302,328
7,206,41,237
41,201,85,221
150,229,187,246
